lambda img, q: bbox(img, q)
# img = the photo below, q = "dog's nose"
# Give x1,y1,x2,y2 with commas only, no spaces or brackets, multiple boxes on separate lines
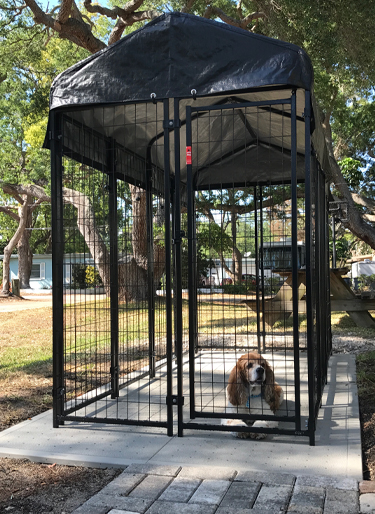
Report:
256,367,264,376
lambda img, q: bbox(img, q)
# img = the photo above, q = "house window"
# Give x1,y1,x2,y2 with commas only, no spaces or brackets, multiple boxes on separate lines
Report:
30,262,45,280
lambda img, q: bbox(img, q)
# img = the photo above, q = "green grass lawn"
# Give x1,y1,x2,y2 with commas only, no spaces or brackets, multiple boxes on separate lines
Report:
2,299,375,431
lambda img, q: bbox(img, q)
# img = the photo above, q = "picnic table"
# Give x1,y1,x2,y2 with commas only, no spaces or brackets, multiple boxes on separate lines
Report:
241,268,375,328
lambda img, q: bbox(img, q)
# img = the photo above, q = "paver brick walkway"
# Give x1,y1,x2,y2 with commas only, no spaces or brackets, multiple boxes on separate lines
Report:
72,464,360,514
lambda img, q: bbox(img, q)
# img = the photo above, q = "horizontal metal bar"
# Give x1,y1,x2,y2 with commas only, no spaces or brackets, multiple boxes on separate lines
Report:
63,356,172,417
190,98,292,113
241,298,375,313
63,390,113,416
193,411,296,422
183,422,309,437
195,178,306,190
60,415,169,428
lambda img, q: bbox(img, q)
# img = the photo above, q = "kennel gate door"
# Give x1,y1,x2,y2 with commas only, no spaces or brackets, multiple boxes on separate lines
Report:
181,98,310,438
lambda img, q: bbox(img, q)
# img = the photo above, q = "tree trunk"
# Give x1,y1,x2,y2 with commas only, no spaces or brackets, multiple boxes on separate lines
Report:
130,185,148,270
17,195,33,289
117,185,165,302
230,208,242,284
323,120,375,249
2,198,29,294
62,187,111,294
63,185,165,302
0,182,166,301
232,246,243,284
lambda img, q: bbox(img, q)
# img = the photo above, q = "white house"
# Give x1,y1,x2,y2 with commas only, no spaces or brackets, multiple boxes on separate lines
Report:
0,253,96,290
0,253,53,290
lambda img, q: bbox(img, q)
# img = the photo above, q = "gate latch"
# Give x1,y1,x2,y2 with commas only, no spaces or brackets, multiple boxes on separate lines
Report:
166,395,185,406
53,387,65,398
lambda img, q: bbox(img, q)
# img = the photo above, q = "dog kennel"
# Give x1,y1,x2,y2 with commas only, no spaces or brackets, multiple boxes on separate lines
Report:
46,13,332,445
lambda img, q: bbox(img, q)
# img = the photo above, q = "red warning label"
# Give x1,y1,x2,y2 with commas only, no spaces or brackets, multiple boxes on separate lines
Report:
186,146,192,165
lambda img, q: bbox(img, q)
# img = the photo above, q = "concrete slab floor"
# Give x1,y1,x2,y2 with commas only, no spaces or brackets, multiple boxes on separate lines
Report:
0,354,362,481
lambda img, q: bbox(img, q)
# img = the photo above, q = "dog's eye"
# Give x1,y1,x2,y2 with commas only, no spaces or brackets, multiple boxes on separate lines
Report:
247,363,253,369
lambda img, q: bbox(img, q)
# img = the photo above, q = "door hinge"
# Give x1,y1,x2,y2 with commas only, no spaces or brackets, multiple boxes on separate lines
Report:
172,230,186,245
163,119,181,129
166,395,185,406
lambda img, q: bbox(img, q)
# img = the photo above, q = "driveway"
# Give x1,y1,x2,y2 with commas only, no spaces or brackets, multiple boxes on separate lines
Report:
0,292,52,312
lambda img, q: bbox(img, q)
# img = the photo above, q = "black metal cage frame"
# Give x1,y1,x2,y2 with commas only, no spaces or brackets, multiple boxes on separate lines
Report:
47,13,332,446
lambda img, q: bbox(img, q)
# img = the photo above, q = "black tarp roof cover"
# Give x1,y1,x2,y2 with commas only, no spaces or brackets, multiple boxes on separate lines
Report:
45,12,331,188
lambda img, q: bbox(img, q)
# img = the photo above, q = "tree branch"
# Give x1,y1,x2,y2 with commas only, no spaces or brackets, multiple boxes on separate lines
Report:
108,8,160,43
323,122,375,250
24,0,106,53
83,0,124,20
351,193,375,212
0,206,20,222
1,182,51,203
181,0,196,13
56,0,73,24
24,0,62,31
108,18,127,45
205,7,265,30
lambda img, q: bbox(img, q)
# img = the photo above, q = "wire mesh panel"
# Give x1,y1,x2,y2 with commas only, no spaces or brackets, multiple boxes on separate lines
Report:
52,103,173,431
183,97,326,443
50,92,330,444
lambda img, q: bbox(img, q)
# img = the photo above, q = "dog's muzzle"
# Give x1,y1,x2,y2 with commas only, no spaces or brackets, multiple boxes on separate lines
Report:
250,366,265,384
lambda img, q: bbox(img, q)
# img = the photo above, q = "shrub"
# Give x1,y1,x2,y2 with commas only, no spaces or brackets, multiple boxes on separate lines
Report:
85,265,102,288
72,264,102,289
222,283,249,295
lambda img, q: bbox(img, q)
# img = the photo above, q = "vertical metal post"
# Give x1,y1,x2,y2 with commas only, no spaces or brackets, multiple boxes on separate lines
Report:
331,216,336,269
174,98,184,437
254,186,261,353
322,179,332,364
291,90,301,433
259,186,266,352
315,163,329,400
325,181,333,358
108,138,119,399
304,90,316,445
50,110,65,428
163,99,174,437
146,144,155,378
317,168,323,388
186,106,196,419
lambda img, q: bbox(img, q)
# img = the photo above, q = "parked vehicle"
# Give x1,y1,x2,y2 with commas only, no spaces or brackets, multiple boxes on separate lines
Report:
199,275,216,287
242,274,256,285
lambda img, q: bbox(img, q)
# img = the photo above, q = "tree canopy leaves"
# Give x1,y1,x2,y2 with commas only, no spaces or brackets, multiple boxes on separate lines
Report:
0,0,375,261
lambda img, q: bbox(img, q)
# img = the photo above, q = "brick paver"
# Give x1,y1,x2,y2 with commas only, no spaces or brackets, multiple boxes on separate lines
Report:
159,476,201,502
188,479,230,505
129,475,173,501
72,467,362,514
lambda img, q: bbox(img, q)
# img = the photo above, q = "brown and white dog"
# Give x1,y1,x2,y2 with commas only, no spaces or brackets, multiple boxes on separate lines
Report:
223,352,283,439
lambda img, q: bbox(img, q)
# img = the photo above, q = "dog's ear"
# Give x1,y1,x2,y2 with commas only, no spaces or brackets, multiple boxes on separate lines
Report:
227,361,248,406
263,359,283,413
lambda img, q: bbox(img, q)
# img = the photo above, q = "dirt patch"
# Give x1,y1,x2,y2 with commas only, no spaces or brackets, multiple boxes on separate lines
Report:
356,351,375,480
360,403,375,480
0,293,24,301
0,458,121,513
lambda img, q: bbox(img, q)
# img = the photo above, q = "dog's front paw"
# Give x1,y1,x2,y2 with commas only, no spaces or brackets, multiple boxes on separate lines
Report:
250,432,267,440
234,431,267,440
